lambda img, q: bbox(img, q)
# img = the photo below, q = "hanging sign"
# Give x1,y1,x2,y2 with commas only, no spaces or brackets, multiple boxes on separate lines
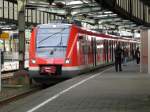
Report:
0,33,9,40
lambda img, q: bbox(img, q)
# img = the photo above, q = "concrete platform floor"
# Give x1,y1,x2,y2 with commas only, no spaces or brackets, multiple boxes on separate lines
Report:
1,62,150,112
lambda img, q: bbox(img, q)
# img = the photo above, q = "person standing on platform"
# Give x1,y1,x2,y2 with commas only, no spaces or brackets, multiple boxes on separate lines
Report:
135,47,140,64
114,44,123,72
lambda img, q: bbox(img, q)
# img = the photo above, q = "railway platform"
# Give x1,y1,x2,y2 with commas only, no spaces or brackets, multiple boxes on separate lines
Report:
1,61,150,112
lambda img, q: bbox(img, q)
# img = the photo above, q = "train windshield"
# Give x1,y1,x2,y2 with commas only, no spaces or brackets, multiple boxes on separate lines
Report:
36,25,70,58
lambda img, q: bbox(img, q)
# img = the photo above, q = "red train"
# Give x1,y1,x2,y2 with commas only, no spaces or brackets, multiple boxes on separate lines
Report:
29,23,139,83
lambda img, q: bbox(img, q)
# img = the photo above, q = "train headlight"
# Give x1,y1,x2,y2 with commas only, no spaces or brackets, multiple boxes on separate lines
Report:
31,59,36,64
65,58,70,64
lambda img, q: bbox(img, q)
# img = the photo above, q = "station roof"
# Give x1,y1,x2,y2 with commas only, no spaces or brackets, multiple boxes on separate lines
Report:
25,0,139,31
4,0,150,34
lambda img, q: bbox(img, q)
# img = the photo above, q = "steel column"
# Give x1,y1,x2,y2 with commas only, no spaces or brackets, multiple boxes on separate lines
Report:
17,0,26,69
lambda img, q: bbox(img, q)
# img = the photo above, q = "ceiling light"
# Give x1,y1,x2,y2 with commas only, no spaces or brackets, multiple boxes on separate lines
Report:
67,1,83,5
104,11,112,14
95,15,108,17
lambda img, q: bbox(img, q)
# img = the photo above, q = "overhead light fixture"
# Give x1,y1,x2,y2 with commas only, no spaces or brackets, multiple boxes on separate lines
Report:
104,11,112,14
109,14,117,16
67,1,83,5
95,14,108,17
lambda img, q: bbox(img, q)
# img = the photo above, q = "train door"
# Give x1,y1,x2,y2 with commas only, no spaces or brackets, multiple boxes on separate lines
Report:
81,36,89,66
103,40,106,63
111,40,114,62
105,40,109,63
91,38,97,66
85,37,89,65
109,40,112,62
108,40,111,62
113,40,117,61
97,38,103,65
78,35,88,66
100,39,104,64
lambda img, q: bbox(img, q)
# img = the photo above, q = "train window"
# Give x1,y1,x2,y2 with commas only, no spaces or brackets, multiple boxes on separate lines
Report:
36,27,70,47
36,25,71,58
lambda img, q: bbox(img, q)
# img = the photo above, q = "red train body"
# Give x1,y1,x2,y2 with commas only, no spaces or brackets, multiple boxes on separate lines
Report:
29,23,138,83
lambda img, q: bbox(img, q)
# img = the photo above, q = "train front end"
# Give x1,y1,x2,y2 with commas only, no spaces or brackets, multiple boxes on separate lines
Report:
29,23,71,80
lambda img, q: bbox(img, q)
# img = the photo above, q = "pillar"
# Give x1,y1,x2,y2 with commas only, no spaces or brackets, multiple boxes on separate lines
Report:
140,29,150,74
148,30,150,74
17,0,26,69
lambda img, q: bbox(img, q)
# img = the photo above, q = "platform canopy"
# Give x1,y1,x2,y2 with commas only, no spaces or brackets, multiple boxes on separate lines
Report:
95,0,150,27
23,0,141,32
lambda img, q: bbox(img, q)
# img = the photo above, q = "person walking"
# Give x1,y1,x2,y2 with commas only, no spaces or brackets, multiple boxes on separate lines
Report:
135,47,140,64
114,44,123,72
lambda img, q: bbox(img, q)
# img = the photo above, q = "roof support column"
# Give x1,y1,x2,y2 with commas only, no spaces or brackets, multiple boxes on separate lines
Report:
17,0,26,69
140,29,150,74
148,30,150,74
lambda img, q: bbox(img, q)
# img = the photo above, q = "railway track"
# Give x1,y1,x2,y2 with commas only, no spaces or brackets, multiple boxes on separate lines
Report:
0,86,40,106
0,77,66,107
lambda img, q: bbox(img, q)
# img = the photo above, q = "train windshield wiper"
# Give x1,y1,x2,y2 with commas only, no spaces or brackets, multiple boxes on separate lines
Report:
37,46,52,48
38,28,66,44
37,46,67,48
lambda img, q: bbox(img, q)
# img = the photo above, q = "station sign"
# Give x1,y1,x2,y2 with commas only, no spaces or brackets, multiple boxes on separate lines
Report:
0,33,9,40
25,29,31,39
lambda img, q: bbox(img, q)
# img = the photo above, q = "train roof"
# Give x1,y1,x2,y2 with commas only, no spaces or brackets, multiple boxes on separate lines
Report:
36,23,140,43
